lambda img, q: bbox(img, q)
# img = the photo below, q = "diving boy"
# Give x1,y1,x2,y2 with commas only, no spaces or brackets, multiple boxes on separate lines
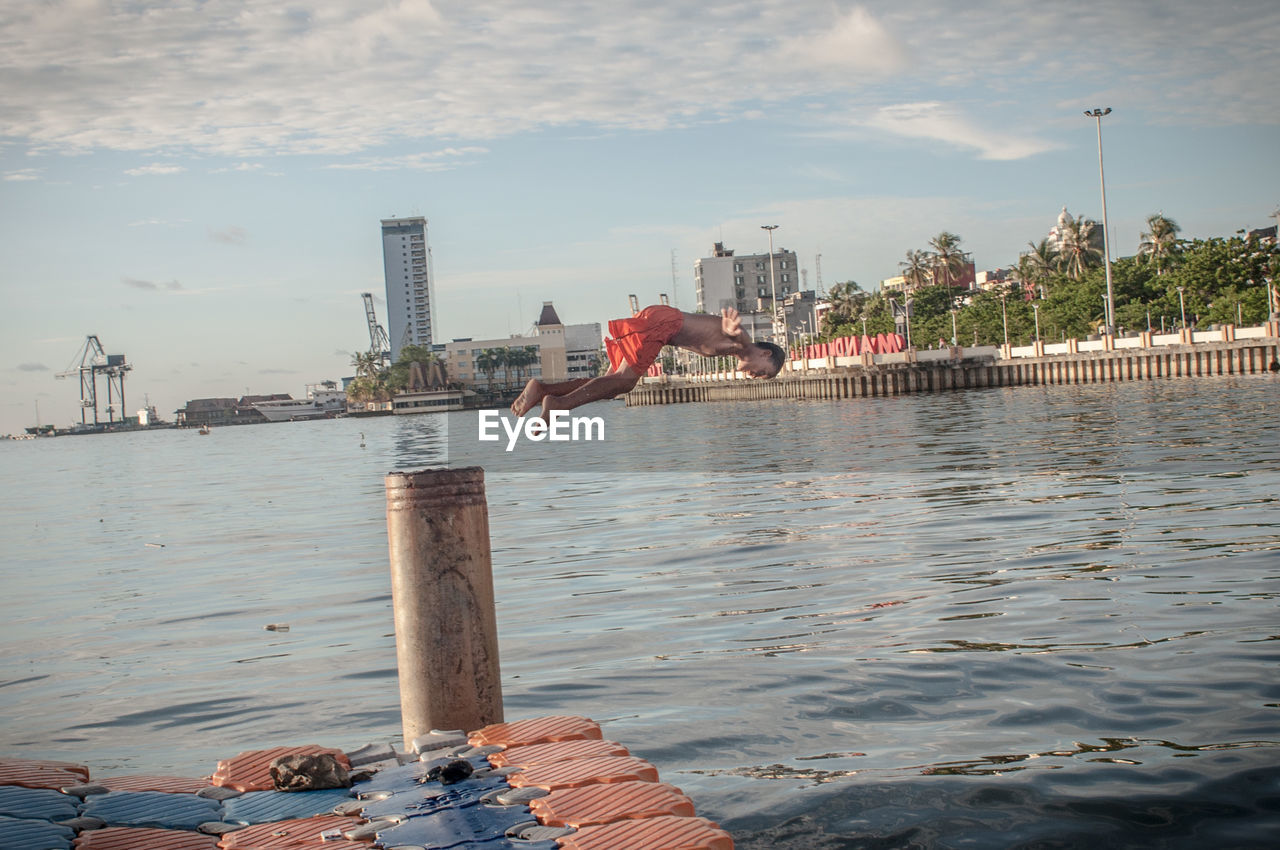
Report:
511,305,785,418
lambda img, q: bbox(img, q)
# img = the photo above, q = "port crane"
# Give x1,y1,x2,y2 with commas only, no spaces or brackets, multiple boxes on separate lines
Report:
56,335,131,426
362,293,392,368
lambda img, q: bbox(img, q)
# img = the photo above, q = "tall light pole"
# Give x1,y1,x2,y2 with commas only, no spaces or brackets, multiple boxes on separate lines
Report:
1000,291,1009,347
1177,285,1187,330
1033,303,1041,343
1271,207,1280,318
1085,107,1115,335
761,225,786,364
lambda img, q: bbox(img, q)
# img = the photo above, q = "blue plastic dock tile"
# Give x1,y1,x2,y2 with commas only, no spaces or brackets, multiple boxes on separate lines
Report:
358,775,507,819
371,802,534,849
352,760,433,796
0,785,80,820
81,790,222,830
0,814,75,850
221,787,353,825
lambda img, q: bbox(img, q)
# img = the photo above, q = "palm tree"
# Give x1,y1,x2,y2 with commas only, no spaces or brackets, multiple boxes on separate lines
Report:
1018,238,1060,297
350,351,382,381
928,231,967,287
900,250,932,294
822,281,866,334
1057,215,1103,280
475,349,501,392
1138,213,1181,275
504,346,537,385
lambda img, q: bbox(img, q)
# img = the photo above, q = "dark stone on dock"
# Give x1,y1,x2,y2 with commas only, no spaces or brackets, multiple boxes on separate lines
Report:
426,758,474,785
268,753,350,792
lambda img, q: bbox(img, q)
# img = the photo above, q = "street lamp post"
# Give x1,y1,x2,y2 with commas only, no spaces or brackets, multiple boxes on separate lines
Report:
950,308,958,347
1085,107,1115,335
1000,292,1009,347
1033,303,1041,343
1177,285,1188,333
761,224,787,366
860,315,867,337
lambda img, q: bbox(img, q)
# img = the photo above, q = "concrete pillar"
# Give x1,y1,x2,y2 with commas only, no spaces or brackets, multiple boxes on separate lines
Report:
385,467,504,744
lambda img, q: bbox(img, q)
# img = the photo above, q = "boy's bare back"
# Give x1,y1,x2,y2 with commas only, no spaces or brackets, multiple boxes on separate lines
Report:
669,310,752,357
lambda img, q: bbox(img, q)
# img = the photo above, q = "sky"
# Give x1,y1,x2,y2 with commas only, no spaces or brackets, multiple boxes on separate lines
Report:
2,0,1278,434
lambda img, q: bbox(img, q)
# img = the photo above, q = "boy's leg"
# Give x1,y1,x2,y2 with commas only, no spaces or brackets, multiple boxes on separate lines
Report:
541,367,640,417
512,377,594,416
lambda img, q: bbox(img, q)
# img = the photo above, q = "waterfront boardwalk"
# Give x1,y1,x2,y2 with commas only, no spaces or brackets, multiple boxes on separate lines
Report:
626,326,1280,407
0,715,733,849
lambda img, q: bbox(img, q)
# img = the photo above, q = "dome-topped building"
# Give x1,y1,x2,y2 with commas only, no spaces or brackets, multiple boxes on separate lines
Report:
1047,205,1104,253
1048,206,1073,251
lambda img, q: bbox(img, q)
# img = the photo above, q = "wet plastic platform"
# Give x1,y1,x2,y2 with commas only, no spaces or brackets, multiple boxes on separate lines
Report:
0,715,734,849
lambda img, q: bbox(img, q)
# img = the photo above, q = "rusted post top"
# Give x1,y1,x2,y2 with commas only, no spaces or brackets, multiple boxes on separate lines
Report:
385,467,486,510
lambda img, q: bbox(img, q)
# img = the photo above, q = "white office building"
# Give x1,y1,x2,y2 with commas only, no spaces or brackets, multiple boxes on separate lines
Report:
694,241,800,316
381,216,435,361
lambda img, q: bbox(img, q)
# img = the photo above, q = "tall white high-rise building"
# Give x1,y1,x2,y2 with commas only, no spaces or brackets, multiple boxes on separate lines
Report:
380,216,435,361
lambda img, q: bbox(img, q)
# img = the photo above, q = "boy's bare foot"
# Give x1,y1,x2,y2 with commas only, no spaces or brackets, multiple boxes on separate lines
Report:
511,379,547,416
538,394,565,424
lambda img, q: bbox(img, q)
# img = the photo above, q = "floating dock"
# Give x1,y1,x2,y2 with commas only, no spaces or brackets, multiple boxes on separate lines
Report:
0,715,733,849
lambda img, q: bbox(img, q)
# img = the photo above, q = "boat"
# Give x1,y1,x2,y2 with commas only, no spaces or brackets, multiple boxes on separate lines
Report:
251,383,347,422
390,387,471,414
199,425,211,435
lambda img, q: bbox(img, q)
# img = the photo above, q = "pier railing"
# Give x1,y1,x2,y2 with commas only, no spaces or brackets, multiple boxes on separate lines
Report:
627,321,1280,406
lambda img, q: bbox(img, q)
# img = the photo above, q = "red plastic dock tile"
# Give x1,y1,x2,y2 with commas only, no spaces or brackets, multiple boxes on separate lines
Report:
217,814,358,849
97,775,213,794
506,755,660,791
0,757,90,790
468,715,602,748
73,826,219,850
488,739,630,769
211,746,350,792
530,779,696,828
555,814,734,850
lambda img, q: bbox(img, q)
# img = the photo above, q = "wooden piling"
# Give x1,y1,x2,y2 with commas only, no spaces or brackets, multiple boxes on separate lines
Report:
384,467,503,746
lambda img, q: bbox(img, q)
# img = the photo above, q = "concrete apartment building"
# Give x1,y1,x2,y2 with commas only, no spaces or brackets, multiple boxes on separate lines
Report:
380,216,434,361
694,242,801,321
443,302,601,391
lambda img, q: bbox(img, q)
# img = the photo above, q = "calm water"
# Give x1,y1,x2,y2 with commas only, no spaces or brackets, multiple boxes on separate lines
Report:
2,377,1279,848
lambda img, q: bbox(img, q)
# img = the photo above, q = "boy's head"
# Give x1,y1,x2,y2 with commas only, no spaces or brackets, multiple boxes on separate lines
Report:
739,341,785,378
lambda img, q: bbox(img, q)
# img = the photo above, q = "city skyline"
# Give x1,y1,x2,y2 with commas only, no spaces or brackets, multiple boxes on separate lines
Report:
2,0,1279,434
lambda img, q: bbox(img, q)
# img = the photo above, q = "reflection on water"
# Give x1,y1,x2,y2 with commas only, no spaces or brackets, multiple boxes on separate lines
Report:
1,378,1278,846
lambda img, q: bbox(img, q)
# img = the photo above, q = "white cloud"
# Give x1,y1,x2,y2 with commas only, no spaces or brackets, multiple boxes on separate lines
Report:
124,163,187,176
780,6,906,73
0,0,1275,161
865,102,1058,161
325,147,489,172
3,168,41,181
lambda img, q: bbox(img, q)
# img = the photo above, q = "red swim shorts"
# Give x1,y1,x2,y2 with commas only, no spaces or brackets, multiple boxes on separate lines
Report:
605,305,684,373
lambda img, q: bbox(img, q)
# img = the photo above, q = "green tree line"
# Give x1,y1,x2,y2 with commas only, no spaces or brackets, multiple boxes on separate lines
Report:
820,217,1279,348
346,344,543,404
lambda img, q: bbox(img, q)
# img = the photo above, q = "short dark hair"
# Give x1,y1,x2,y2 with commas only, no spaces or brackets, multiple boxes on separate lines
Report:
755,341,785,377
